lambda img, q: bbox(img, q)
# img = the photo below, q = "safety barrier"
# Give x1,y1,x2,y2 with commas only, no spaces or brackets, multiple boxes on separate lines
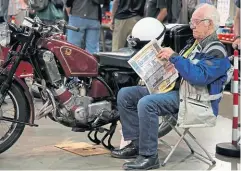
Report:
216,49,240,157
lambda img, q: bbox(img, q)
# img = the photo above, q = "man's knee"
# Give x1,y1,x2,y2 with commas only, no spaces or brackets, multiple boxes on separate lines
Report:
117,87,135,105
137,96,157,117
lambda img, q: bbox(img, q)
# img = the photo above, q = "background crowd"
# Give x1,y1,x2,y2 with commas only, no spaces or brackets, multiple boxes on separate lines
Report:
0,0,238,54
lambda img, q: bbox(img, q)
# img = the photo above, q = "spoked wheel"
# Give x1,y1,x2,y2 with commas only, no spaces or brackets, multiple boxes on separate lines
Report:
0,78,29,154
158,114,178,138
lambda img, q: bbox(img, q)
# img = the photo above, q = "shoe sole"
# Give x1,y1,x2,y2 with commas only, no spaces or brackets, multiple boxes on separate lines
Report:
111,153,138,159
123,163,160,170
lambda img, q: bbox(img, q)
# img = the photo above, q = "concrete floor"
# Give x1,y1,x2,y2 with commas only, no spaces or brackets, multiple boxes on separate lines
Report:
0,93,240,170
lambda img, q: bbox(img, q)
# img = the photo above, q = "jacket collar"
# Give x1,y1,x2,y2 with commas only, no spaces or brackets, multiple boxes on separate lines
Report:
196,32,218,51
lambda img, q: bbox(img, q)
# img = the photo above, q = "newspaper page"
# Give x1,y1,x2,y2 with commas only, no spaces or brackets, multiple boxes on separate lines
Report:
128,39,179,94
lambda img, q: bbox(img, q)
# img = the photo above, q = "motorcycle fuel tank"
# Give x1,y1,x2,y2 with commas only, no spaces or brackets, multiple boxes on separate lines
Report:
41,39,99,77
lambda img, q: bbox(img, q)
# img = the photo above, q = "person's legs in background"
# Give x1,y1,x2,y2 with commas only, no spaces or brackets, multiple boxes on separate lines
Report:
85,19,100,54
112,16,141,51
67,15,86,48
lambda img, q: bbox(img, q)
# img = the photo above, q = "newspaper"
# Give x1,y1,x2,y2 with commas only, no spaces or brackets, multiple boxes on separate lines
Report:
128,39,178,94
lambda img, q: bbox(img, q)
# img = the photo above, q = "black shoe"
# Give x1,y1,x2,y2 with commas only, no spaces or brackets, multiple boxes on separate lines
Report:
122,154,160,170
111,142,138,159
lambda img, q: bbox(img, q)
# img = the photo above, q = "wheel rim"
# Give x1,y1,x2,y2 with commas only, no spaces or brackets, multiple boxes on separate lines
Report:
0,91,19,145
159,116,166,128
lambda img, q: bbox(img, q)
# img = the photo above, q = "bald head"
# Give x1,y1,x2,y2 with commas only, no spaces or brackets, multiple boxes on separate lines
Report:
190,4,220,42
193,3,220,30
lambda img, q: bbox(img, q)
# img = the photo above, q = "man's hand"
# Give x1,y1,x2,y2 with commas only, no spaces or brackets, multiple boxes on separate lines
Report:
157,47,175,60
232,38,240,50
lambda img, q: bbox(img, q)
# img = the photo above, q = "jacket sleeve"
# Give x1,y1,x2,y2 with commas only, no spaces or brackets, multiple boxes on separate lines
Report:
169,54,231,86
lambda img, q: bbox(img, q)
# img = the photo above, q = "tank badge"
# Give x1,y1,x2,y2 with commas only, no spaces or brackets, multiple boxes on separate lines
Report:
64,48,72,56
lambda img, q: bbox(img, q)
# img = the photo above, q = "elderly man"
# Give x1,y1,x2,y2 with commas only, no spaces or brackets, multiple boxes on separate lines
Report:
111,4,231,170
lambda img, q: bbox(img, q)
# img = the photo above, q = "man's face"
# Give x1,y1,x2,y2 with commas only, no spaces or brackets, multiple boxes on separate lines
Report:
190,11,211,40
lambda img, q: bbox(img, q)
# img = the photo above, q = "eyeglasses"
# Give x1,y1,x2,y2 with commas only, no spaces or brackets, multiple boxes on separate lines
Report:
189,19,210,28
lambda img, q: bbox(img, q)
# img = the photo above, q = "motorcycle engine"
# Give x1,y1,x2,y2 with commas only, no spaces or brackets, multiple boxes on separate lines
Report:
38,50,113,125
53,83,113,125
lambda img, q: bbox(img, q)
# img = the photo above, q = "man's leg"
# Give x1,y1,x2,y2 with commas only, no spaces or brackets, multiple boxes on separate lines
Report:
112,19,126,51
118,86,149,141
67,16,85,48
112,16,141,51
85,19,100,54
111,86,149,158
123,91,179,170
138,91,179,156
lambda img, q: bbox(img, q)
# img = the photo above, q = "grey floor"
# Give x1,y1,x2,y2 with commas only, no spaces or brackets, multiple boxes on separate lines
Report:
0,93,240,170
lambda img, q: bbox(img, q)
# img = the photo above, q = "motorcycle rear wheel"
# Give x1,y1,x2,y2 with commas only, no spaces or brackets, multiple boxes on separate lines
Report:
0,77,29,154
158,114,177,138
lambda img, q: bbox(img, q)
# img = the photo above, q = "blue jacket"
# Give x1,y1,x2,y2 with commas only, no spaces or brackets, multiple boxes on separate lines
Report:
170,50,231,116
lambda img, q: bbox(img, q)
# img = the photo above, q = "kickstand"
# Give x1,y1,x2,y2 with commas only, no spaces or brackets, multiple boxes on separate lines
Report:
88,130,101,145
101,121,117,151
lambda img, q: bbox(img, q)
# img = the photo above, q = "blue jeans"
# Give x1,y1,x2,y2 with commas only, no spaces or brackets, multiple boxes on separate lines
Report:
67,15,100,54
117,86,179,156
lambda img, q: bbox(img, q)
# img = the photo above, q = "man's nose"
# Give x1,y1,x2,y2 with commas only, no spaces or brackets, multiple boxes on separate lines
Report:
190,25,195,30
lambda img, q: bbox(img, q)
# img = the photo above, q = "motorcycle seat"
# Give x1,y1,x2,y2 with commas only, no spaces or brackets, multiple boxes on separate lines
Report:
94,48,138,68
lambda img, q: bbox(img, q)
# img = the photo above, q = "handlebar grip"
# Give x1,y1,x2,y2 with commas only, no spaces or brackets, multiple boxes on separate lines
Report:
65,25,79,32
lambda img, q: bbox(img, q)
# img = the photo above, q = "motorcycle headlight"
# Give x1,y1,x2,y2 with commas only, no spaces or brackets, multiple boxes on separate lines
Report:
0,23,10,47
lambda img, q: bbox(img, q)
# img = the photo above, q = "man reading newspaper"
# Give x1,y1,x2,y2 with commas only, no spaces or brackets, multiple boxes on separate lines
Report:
110,4,232,170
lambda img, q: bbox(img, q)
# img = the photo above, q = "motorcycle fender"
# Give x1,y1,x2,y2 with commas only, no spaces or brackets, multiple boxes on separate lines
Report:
6,75,35,126
0,69,35,125
13,76,35,125
14,77,35,126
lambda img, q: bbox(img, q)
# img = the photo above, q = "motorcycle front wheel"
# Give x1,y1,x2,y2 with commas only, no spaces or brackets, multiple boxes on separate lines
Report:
0,76,29,154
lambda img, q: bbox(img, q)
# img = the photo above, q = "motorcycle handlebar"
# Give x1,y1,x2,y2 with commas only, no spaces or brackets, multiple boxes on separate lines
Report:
65,25,79,32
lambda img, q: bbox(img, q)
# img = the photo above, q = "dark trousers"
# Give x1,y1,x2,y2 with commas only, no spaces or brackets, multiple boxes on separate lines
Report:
117,86,179,156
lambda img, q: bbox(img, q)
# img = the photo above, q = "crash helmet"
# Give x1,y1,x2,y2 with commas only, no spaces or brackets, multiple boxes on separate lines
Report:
127,17,166,49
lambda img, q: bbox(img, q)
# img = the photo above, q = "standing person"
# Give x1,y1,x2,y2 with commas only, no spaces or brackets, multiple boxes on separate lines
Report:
32,0,65,25
144,0,168,22
144,0,183,23
232,0,240,49
65,0,104,54
7,0,28,25
110,0,146,51
0,0,9,23
177,0,198,24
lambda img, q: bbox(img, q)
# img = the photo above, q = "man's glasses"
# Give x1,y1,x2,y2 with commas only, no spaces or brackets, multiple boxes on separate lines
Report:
189,19,210,28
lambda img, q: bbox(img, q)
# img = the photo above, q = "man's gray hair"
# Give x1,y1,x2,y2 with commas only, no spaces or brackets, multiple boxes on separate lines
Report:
195,3,220,30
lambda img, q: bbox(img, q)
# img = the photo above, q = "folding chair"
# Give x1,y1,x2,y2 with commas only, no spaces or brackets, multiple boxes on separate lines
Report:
160,114,216,166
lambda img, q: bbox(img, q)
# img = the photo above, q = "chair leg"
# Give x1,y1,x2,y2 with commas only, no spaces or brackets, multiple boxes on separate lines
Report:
166,119,195,153
187,131,216,165
162,129,189,166
162,116,216,166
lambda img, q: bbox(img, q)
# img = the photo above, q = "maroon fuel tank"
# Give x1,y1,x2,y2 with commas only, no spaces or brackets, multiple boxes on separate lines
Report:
40,38,98,77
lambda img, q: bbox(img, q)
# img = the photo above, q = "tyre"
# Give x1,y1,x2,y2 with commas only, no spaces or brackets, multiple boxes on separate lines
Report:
158,114,178,138
0,76,29,154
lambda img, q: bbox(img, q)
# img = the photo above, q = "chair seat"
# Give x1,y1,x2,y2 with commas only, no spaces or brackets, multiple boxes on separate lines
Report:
93,48,138,68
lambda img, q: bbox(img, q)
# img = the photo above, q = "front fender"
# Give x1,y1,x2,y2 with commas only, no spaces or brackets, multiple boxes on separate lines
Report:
0,70,35,126
13,76,35,126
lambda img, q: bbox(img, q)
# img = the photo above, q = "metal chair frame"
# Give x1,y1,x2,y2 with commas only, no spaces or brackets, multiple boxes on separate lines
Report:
160,115,216,166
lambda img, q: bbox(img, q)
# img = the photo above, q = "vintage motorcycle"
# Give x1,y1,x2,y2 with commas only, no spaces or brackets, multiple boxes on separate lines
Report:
0,17,179,154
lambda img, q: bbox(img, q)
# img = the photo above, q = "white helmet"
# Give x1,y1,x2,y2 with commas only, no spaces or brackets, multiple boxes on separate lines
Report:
127,17,166,48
